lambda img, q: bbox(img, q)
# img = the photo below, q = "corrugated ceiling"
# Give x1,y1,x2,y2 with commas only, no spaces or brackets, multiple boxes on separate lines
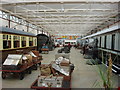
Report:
0,0,119,36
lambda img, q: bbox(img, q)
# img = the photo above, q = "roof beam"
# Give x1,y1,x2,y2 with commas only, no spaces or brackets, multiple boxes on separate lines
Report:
12,9,117,13
32,17,113,20
1,1,118,6
36,22,102,24
23,15,113,18
12,10,118,15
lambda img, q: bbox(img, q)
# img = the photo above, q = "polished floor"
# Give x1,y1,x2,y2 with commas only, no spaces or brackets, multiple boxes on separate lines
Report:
0,47,119,89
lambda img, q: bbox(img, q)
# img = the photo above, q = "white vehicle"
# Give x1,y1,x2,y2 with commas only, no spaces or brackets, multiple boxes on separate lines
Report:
55,42,60,47
64,40,76,46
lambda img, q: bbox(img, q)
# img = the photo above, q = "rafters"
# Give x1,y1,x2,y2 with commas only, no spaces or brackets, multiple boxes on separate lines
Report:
1,1,119,6
0,0,119,35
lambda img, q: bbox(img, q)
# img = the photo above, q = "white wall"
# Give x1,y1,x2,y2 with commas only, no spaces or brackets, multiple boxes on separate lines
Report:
22,25,27,32
0,17,41,35
10,21,17,29
33,30,37,35
0,18,9,27
0,18,2,27
38,30,42,34
28,27,33,33
16,24,27,31
28,27,38,35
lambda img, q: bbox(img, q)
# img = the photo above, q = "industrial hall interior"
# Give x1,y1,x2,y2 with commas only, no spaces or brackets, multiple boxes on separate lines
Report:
0,0,120,89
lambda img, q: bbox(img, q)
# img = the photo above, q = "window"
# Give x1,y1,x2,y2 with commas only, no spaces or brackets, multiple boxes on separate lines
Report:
100,37,101,48
2,12,8,19
3,34,11,49
34,38,37,46
21,20,24,25
0,11,2,18
21,37,26,47
29,23,33,28
23,21,28,26
65,42,69,44
111,34,115,50
10,15,16,21
104,36,107,48
16,17,19,23
13,36,20,48
33,25,36,29
29,37,33,46
6,13,10,19
10,15,13,21
12,16,16,22
71,42,73,44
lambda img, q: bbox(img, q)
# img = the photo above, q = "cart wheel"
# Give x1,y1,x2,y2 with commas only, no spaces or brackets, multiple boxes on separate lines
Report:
19,72,25,80
33,64,37,70
38,62,41,65
2,72,6,79
34,64,37,70
28,69,32,74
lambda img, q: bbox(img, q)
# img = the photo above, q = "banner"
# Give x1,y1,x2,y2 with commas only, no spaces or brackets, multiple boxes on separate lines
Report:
56,36,79,40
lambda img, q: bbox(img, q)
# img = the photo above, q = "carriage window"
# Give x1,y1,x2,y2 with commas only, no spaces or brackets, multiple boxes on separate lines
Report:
34,38,37,46
71,42,73,44
104,36,107,48
111,34,115,50
21,37,26,47
29,37,33,46
65,42,69,44
3,34,11,49
100,37,101,48
13,36,20,48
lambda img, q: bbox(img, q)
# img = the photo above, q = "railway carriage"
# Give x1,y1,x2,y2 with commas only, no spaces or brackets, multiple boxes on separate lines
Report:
0,26,37,64
81,22,120,74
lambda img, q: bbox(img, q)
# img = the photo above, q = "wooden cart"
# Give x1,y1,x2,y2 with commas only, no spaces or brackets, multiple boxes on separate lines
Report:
31,76,71,90
1,63,33,80
41,48,49,54
31,50,43,70
39,63,73,81
32,58,42,70
1,59,42,80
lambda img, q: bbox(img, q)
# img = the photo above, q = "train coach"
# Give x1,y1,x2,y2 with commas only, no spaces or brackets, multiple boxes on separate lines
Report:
0,26,37,64
81,22,120,74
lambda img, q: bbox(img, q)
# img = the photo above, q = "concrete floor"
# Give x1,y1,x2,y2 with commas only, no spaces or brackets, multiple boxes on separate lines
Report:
0,47,119,89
